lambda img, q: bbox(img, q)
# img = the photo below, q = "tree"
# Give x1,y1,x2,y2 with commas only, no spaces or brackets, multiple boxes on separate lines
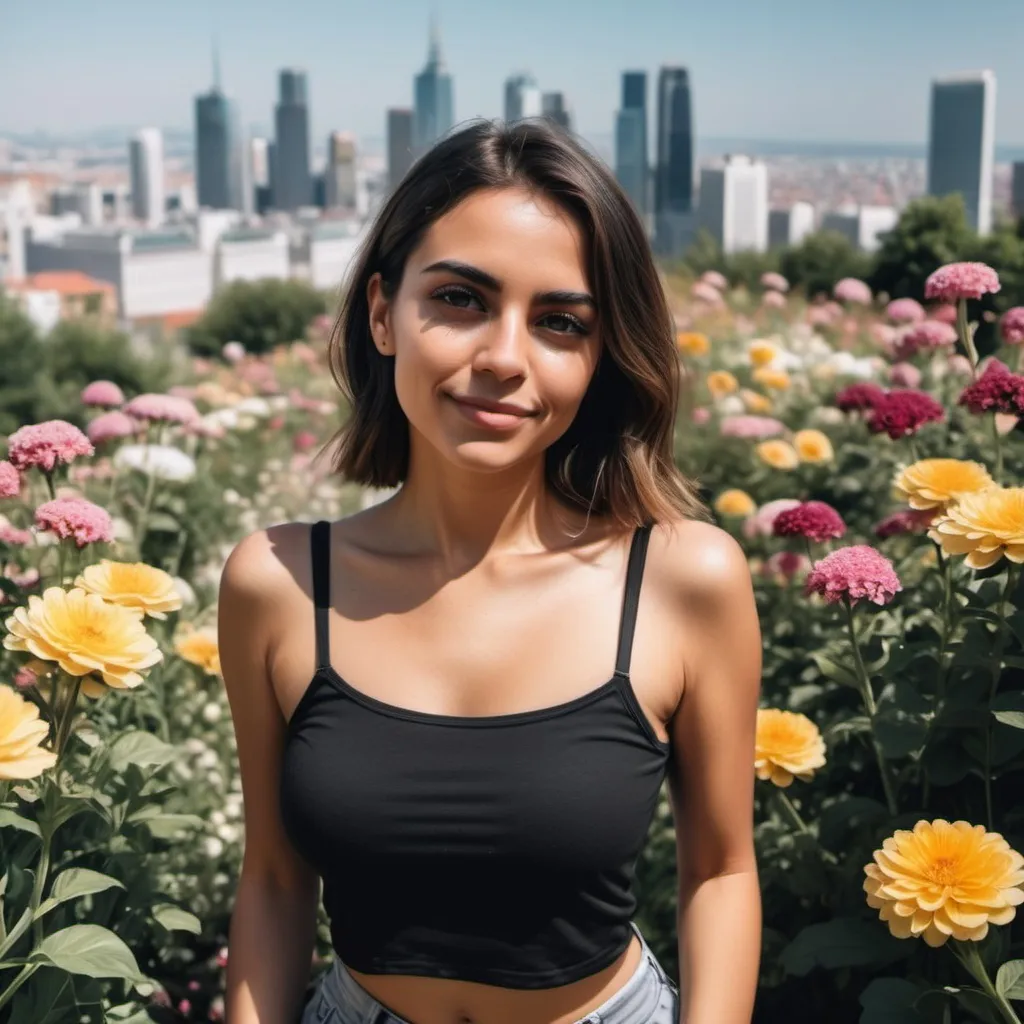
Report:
0,294,44,436
779,231,873,299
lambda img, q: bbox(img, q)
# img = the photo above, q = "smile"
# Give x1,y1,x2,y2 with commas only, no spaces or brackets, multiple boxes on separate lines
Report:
444,393,538,431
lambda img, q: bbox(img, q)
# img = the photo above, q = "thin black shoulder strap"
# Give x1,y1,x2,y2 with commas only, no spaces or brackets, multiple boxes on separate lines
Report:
310,520,332,671
615,523,653,677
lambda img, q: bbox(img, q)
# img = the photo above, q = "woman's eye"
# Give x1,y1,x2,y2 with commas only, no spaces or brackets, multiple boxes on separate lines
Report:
433,286,482,311
541,313,588,336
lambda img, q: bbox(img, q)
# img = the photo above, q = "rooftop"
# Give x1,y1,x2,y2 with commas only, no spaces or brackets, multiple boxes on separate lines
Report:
4,271,116,296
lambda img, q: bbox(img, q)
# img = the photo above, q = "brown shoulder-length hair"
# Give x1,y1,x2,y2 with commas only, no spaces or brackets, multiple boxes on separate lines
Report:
325,116,710,528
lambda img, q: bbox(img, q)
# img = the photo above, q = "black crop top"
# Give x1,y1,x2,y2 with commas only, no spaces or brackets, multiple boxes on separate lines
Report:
280,520,671,990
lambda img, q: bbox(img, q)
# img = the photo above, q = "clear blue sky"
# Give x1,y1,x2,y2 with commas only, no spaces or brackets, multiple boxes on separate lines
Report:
3,0,1023,145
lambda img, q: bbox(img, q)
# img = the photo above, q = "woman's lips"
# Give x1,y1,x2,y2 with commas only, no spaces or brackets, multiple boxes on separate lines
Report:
444,393,537,431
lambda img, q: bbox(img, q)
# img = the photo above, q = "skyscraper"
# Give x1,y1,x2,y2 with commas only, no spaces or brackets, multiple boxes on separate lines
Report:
325,132,357,209
128,128,165,227
505,74,542,122
696,155,769,254
654,67,694,256
615,71,648,217
274,68,312,211
195,47,247,212
541,92,571,131
927,70,996,235
413,19,454,157
387,108,415,191
1012,162,1024,219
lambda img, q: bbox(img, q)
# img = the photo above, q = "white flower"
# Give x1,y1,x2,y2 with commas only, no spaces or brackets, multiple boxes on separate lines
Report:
114,444,197,482
171,576,196,607
210,810,226,827
810,407,846,426
267,396,290,412
223,489,240,505
203,836,224,858
216,823,239,843
234,397,272,418
110,515,135,543
197,749,219,770
718,395,746,415
201,408,241,431
824,351,882,379
184,738,207,755
202,702,223,723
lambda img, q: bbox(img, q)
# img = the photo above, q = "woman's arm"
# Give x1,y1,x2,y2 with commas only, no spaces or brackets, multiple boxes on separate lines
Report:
664,523,763,1024
218,527,322,1024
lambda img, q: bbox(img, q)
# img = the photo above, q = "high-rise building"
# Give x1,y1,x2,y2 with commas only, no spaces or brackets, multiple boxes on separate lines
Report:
615,71,648,218
128,128,165,227
1011,162,1024,219
195,48,248,212
325,132,357,209
413,19,454,156
821,205,898,253
505,74,542,123
697,155,769,254
768,202,815,249
654,67,694,255
250,137,270,189
274,68,312,211
541,92,571,131
927,70,996,235
387,109,415,192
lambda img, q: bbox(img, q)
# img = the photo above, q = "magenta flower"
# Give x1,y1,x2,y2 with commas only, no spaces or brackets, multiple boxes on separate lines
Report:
699,270,728,291
0,460,21,498
773,501,847,543
999,307,1024,345
925,262,1001,302
123,393,201,426
892,319,958,360
833,278,873,305
874,508,936,539
80,380,125,407
805,544,903,607
868,389,945,439
957,359,1024,416
835,382,887,413
742,498,802,539
888,362,922,388
87,411,139,444
34,496,114,547
761,271,790,293
7,420,94,473
763,550,811,582
720,415,787,439
886,298,925,324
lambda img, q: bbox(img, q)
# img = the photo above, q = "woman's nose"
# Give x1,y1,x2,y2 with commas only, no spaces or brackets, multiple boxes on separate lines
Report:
471,311,530,380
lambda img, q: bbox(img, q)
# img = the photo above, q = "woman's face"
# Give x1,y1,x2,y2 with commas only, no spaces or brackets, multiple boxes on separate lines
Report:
367,186,602,478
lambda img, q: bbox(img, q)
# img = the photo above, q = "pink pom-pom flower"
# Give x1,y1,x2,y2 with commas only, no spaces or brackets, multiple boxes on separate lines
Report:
867,389,946,439
719,415,787,439
999,307,1024,345
34,496,115,547
772,501,847,543
699,270,728,291
924,262,1001,303
691,281,725,305
805,544,903,607
87,411,139,445
892,319,958,360
761,272,790,293
123,393,201,426
886,298,925,324
835,382,887,413
742,498,802,539
761,290,787,310
833,278,873,305
888,362,922,388
7,420,94,473
957,359,1024,416
0,460,21,498
80,380,125,407
930,302,958,325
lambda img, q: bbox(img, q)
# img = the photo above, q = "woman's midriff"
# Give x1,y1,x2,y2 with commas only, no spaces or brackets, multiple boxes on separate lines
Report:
344,933,645,1024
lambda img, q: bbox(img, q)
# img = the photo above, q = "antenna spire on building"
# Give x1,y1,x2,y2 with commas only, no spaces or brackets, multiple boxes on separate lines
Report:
427,11,444,69
212,37,221,92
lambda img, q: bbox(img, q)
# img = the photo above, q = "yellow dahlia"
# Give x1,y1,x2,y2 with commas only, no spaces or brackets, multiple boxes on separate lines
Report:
74,560,183,620
752,366,791,391
747,339,779,367
754,708,826,787
707,370,739,398
756,440,800,470
864,819,1024,947
0,685,57,780
793,429,835,464
677,332,710,357
927,487,1024,569
175,628,221,676
714,489,757,518
3,587,162,698
892,459,995,512
741,388,773,414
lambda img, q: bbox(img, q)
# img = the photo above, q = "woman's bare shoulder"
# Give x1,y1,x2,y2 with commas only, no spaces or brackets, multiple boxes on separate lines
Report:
649,518,754,604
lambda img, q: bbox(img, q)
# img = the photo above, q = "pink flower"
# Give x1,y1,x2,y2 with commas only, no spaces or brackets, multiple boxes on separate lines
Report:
87,411,139,445
293,430,318,454
957,359,1024,416
13,664,38,689
870,323,898,349
699,270,728,291
215,946,229,969
222,341,246,363
691,281,724,305
930,302,958,325
761,272,790,293
691,407,711,425
868,389,946,439
763,550,811,582
7,420,94,473
888,362,922,388
833,278,873,305
772,501,847,543
925,262,1001,302
0,522,33,545
0,461,21,498
80,380,125,407
886,298,925,324
999,307,1024,345
835,382,887,413
719,415,786,439
123,393,201,426
761,290,787,310
177,1000,191,1015
892,319,958,360
805,544,903,607
34,496,114,547
742,498,802,539
874,508,936,539
947,353,974,376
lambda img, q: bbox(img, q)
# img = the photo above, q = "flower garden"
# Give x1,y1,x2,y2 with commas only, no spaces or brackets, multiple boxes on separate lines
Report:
1,259,1024,1023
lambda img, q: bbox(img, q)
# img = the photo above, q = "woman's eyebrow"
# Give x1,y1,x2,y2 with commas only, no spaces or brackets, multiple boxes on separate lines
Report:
421,260,596,311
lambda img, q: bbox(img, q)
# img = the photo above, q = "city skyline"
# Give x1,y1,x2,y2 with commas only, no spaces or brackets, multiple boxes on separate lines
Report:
4,0,1024,146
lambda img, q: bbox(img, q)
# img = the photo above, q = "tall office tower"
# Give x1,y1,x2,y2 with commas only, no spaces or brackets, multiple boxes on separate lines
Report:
1011,162,1024,219
927,70,996,235
128,128,165,227
250,137,270,189
387,108,415,191
504,73,543,122
541,92,571,131
413,18,454,156
654,67,694,255
696,155,769,254
768,202,815,248
274,68,312,210
615,70,648,217
195,47,248,211
325,131,357,209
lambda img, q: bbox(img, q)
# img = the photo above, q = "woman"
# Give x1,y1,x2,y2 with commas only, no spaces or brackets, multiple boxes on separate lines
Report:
218,117,762,1024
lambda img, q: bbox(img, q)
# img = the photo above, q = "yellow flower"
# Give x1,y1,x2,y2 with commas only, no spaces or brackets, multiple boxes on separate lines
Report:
677,332,710,357
756,440,799,470
752,366,791,391
706,370,739,398
3,587,163,699
74,560,183,620
175,629,221,676
741,388,773,414
714,489,757,518
892,459,995,512
864,819,1024,947
793,429,834,464
0,685,57,780
927,487,1024,569
754,709,826,787
747,339,779,367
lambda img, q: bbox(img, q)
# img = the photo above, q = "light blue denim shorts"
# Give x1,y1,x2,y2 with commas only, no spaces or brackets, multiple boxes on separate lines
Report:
300,921,680,1024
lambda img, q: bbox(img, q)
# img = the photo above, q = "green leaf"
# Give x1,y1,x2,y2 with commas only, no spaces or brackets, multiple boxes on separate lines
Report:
152,902,202,934
993,711,1024,730
780,917,912,976
859,977,926,1024
107,731,177,772
33,869,124,921
1007,610,1024,648
125,810,204,838
811,652,861,690
947,986,1002,1023
874,708,930,759
144,512,180,533
30,924,144,981
0,808,40,837
996,959,1024,999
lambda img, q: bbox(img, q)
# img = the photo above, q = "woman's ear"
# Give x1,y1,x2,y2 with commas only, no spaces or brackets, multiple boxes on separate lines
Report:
366,272,393,355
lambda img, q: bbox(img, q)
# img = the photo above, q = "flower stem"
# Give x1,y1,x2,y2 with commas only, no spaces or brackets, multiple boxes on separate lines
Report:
0,963,42,1013
992,413,1004,481
774,789,838,864
957,299,980,377
955,941,1023,1024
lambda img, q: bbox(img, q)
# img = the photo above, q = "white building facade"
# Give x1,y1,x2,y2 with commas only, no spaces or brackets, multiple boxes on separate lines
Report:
821,205,898,252
129,128,166,228
768,202,816,248
697,155,769,254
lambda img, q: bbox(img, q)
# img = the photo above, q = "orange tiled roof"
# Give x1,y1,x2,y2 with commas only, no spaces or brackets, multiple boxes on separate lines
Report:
6,271,115,297
132,309,204,330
